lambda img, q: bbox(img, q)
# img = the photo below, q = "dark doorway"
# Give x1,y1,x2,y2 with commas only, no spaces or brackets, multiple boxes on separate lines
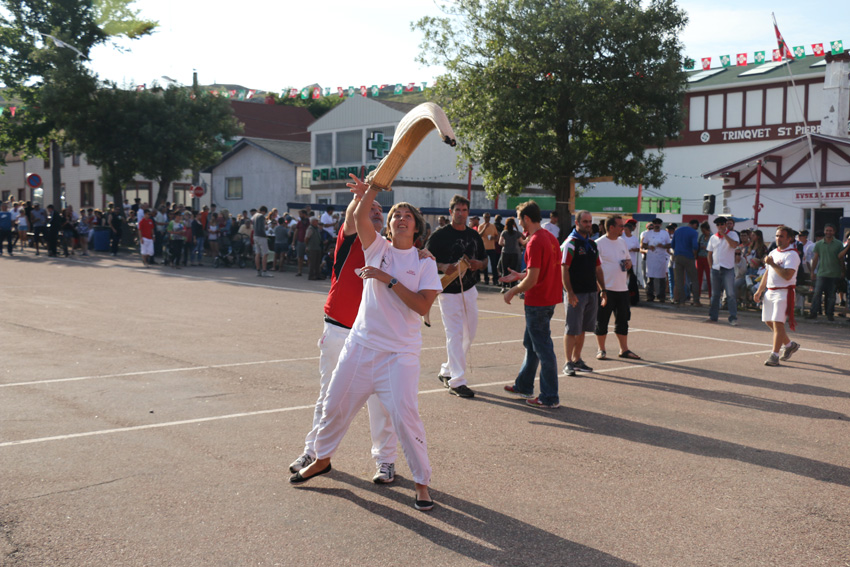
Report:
813,208,843,235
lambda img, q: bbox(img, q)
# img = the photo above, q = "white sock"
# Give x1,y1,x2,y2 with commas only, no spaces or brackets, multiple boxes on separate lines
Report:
772,352,780,357
783,342,792,348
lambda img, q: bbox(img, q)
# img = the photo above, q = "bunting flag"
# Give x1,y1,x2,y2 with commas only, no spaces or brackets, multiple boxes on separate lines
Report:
0,107,4,116
405,83,415,92
135,84,145,91
793,46,805,59
348,86,356,97
421,82,427,90
736,53,747,66
812,43,824,56
831,40,844,55
754,51,765,64
229,90,237,98
300,88,309,99
394,83,403,94
289,88,298,98
772,49,782,62
311,87,321,99
247,89,256,99
211,90,219,97
720,54,731,67
684,58,695,70
337,87,344,98
701,57,711,70
774,21,794,60
10,106,17,117
359,86,367,97
370,85,379,97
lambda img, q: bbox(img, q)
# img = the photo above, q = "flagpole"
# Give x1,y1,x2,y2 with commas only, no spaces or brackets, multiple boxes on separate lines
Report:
772,13,824,208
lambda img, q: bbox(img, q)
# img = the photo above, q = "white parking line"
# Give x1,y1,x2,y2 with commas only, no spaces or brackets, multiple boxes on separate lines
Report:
0,347,779,449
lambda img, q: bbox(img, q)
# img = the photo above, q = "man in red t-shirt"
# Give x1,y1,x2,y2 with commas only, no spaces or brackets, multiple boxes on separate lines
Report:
138,209,155,268
289,196,398,484
500,201,564,409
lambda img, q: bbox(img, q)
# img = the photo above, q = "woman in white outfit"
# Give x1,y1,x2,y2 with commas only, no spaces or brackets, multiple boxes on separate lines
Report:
291,174,442,511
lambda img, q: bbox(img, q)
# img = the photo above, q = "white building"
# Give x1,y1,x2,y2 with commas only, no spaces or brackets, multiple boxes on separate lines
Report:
584,49,850,234
306,97,498,210
204,137,311,213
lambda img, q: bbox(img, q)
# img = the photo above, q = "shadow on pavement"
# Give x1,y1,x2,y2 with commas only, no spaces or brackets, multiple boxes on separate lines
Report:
475,392,850,488
577,373,848,420
298,470,635,567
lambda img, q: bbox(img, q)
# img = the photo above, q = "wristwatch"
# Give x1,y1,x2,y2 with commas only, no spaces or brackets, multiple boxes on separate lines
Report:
388,278,398,289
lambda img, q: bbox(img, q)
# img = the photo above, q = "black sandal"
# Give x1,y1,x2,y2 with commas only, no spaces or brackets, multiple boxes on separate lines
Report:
289,463,332,484
618,350,642,360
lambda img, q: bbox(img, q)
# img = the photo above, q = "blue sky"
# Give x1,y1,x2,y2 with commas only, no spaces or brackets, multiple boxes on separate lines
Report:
86,0,849,92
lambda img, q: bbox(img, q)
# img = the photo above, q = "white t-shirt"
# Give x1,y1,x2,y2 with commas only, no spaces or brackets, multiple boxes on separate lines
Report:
596,236,630,292
543,222,559,240
706,231,740,269
765,246,801,289
350,234,442,354
621,233,640,268
320,212,336,237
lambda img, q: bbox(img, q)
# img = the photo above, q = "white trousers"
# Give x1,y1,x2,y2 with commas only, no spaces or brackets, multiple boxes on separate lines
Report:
438,286,478,387
303,322,396,465
314,340,431,485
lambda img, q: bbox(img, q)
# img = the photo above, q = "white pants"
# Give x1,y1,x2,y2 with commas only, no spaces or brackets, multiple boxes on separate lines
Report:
438,286,478,387
303,322,396,465
314,340,431,485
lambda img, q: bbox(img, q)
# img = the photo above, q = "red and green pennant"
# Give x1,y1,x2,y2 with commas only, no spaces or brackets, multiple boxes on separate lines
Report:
701,57,711,70
812,43,824,56
792,46,805,59
831,40,844,55
736,53,747,66
754,51,766,64
719,54,731,67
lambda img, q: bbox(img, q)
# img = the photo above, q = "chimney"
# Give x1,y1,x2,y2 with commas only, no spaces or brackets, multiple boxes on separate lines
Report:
820,51,850,138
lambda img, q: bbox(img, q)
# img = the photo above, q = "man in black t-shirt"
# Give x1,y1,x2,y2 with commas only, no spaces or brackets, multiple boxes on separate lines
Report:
426,195,487,399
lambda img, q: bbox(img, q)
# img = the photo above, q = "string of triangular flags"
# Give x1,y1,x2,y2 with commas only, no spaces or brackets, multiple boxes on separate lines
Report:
130,83,430,101
685,40,844,70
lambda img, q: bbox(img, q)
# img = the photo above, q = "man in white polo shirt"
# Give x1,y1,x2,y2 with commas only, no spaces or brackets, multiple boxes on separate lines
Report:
706,216,740,326
754,226,801,366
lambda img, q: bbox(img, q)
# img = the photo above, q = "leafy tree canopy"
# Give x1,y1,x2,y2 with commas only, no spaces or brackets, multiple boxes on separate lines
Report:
414,0,689,215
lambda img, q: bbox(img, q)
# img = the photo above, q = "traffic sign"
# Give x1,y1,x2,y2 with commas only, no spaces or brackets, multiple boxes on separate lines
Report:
191,185,205,198
26,173,43,189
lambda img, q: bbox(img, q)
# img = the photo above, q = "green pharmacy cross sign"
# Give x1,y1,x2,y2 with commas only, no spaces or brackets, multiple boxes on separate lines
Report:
367,132,392,160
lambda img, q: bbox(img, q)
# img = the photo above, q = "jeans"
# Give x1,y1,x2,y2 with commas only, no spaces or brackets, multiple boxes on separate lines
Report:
709,267,737,322
513,304,559,405
811,276,839,318
673,255,697,303
192,236,205,264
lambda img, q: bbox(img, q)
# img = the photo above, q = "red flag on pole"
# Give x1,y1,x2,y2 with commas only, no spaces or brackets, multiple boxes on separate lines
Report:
773,19,794,60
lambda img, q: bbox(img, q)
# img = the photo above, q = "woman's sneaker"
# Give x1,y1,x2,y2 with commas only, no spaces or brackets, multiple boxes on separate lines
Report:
764,353,780,367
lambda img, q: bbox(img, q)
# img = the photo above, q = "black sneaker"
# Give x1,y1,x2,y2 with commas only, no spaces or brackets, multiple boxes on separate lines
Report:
437,374,451,388
574,359,593,372
449,384,475,398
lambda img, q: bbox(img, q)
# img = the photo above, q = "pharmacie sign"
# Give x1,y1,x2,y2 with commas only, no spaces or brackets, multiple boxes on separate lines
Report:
312,164,377,182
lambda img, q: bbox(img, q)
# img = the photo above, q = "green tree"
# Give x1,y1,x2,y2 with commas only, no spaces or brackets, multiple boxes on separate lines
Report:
414,0,688,222
135,86,242,207
0,0,155,207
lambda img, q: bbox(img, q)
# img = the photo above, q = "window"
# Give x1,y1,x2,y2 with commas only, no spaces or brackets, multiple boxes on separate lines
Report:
315,133,332,166
688,96,705,131
172,183,191,206
72,153,80,166
43,156,50,169
336,130,362,164
18,188,25,201
1,190,9,201
124,181,152,206
81,181,94,207
707,94,723,129
301,170,312,189
745,90,763,127
765,87,784,125
225,177,243,200
725,92,743,128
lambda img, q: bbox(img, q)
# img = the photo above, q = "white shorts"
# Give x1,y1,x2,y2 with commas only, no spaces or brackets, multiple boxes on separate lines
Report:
762,288,790,323
140,237,154,256
254,236,269,256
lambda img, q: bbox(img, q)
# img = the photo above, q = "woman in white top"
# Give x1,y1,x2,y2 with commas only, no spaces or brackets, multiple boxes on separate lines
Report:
291,174,442,512
15,207,28,251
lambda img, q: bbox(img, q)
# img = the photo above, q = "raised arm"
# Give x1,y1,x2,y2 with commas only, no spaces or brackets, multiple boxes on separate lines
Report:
347,173,377,249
